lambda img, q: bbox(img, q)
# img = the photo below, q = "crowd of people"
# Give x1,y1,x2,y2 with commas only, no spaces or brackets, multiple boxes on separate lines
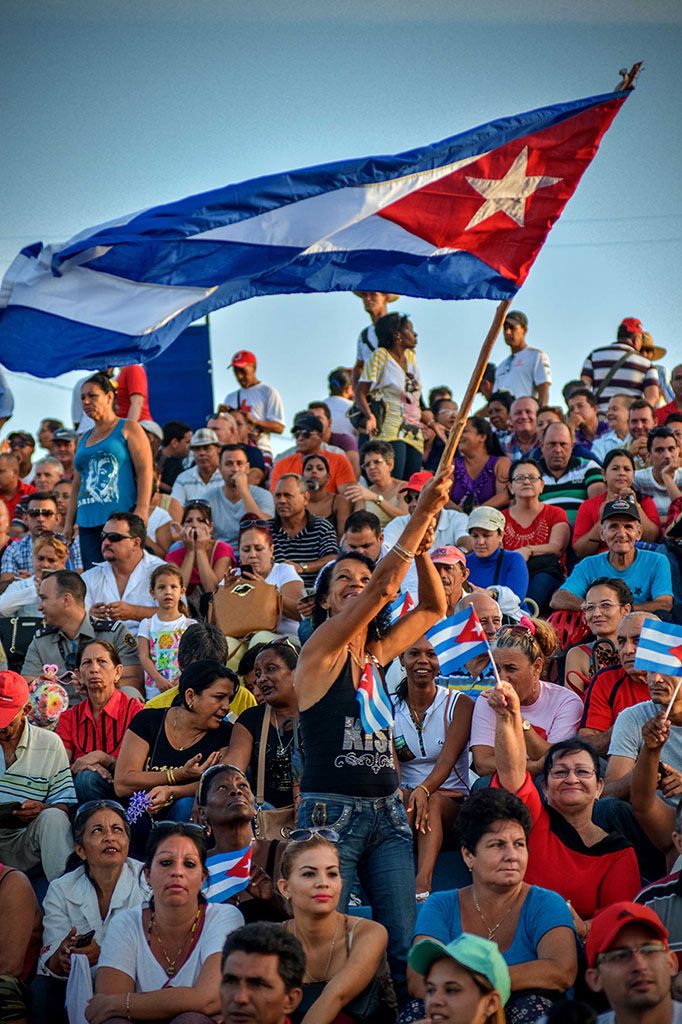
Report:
1,297,682,1024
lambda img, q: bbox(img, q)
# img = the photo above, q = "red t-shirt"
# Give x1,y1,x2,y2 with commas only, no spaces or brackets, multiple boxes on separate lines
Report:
270,451,355,494
1,479,36,520
166,540,235,586
491,771,640,919
573,491,661,553
579,665,650,732
503,504,569,566
656,400,681,426
116,365,152,421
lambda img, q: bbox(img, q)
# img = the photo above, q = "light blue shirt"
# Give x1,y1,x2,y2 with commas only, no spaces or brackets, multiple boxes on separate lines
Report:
562,548,672,604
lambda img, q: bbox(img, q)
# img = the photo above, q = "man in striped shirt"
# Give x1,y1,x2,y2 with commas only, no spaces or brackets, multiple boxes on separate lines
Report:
538,421,604,526
268,473,339,588
581,317,660,415
0,671,76,879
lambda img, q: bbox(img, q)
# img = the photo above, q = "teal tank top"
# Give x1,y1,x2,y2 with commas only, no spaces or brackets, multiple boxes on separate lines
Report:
74,419,137,527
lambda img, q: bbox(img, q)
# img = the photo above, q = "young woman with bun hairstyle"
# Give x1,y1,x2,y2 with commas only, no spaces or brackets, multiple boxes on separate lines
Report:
469,617,584,780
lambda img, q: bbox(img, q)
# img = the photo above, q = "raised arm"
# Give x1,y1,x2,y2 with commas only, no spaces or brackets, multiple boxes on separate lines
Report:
374,550,447,665
486,680,527,793
631,711,676,856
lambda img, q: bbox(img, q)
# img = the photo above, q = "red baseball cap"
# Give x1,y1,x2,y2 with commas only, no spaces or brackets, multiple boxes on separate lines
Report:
0,671,30,729
431,545,466,566
585,901,669,967
619,317,644,335
399,471,433,494
230,350,257,368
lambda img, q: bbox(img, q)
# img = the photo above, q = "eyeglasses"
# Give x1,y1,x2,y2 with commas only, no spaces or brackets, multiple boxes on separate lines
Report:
596,942,667,966
512,475,542,483
584,601,620,614
27,509,56,518
74,799,127,829
100,531,132,543
288,827,339,843
548,767,597,780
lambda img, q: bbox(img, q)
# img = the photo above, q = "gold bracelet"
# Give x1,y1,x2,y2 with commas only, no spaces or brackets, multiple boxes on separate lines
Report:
126,992,132,1021
416,783,431,799
166,767,176,786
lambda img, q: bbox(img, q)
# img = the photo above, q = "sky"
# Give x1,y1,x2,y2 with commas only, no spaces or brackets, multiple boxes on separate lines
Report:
2,0,681,452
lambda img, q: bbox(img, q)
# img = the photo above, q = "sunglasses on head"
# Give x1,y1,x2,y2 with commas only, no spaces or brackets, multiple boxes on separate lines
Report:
101,531,132,543
150,821,207,837
238,518,271,533
261,637,300,654
74,799,127,829
185,498,211,508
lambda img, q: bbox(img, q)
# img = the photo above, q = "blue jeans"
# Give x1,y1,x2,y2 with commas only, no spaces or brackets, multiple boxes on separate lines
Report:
297,790,416,1003
73,769,117,803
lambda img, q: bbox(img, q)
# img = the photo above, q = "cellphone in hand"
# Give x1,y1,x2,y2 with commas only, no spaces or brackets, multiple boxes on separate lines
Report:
74,929,96,948
302,587,316,599
240,565,253,576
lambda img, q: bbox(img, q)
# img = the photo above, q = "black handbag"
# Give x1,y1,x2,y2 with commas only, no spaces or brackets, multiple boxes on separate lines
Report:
348,394,387,433
0,615,44,672
526,552,565,582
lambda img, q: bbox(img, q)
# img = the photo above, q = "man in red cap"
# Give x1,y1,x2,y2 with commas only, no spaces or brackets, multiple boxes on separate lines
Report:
0,671,76,880
223,351,285,464
581,318,660,417
383,471,469,597
585,901,680,1023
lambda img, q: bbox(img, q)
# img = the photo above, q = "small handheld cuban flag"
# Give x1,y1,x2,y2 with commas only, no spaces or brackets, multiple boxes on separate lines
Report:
634,619,682,677
203,843,253,903
427,606,490,676
387,591,415,625
356,658,394,736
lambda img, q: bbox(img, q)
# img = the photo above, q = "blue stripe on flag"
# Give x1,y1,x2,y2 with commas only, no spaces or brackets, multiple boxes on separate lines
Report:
427,608,490,675
635,620,682,677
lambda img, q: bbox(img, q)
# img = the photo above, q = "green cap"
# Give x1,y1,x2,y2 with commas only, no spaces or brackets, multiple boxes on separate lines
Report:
408,934,511,1006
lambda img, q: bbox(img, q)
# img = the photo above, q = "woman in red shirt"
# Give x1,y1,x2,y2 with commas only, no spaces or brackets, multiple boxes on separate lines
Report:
488,678,640,943
502,459,571,614
573,448,660,558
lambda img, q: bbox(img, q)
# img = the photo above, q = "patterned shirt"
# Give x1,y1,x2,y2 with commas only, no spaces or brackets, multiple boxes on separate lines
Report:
1,534,82,575
537,456,603,526
0,720,76,805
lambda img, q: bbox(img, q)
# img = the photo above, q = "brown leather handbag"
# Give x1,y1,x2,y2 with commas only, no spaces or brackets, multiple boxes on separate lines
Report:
210,577,282,638
253,705,296,840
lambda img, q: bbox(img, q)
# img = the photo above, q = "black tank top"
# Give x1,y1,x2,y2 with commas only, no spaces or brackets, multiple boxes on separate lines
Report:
300,652,397,797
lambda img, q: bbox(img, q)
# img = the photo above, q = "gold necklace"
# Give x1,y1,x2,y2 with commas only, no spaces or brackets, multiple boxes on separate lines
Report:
471,888,519,941
172,707,205,751
149,904,202,976
294,915,339,983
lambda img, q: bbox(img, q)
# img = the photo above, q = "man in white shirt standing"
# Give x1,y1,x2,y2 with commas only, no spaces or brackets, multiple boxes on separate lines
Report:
494,311,552,405
223,351,285,459
81,512,164,635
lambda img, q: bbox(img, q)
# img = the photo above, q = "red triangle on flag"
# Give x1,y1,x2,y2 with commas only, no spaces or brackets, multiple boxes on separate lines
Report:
669,643,682,665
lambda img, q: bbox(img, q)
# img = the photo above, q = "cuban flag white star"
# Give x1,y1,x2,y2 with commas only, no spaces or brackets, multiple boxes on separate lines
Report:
464,147,563,231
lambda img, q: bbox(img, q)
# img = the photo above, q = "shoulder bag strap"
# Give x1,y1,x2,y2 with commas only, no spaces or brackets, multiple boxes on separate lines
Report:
594,350,632,399
256,705,272,807
493,549,504,587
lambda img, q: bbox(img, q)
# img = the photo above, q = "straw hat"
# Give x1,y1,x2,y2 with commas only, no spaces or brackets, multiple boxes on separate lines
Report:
353,291,400,303
641,331,667,361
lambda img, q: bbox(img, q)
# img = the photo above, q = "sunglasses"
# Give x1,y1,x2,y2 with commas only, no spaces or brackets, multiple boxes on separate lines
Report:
74,798,127,829
238,519,272,533
288,827,339,843
292,429,313,439
198,762,250,803
150,821,207,838
101,531,132,543
261,637,300,654
184,498,211,508
27,509,56,518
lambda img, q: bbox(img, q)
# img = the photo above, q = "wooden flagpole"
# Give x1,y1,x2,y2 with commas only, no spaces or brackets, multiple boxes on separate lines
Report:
436,298,512,472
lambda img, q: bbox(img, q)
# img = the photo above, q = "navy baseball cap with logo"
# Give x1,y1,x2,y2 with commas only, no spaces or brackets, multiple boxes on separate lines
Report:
601,496,641,523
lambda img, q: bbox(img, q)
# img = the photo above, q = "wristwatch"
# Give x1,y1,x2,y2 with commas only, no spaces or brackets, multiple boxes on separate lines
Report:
375,494,384,505
521,718,531,732
300,563,308,573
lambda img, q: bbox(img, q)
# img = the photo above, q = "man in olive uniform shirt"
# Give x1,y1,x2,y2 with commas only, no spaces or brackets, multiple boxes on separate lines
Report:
22,570,143,701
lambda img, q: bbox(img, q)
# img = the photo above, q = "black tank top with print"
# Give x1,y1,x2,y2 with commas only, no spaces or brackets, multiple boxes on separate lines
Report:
300,652,397,797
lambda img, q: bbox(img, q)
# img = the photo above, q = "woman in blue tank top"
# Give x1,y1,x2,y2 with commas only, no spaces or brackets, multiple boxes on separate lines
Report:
65,372,153,569
295,466,454,1005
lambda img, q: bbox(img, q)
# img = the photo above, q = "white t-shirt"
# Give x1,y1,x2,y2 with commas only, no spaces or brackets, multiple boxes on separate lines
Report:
393,687,470,793
326,395,356,439
266,562,304,636
223,382,285,454
356,324,379,365
138,612,196,698
470,679,583,749
597,1005,682,1024
147,505,173,544
98,902,243,991
634,466,682,521
494,346,552,399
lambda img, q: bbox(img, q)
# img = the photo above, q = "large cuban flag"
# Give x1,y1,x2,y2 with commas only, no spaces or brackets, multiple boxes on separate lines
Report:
0,86,631,376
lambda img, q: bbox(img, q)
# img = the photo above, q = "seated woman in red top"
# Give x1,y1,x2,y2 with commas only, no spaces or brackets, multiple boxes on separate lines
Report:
564,578,632,698
573,448,660,558
488,679,640,943
503,458,571,614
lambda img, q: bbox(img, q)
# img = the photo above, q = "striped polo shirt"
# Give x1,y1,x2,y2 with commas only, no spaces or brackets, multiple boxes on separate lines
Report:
538,456,603,525
636,871,682,960
268,513,339,586
0,720,76,805
581,342,659,414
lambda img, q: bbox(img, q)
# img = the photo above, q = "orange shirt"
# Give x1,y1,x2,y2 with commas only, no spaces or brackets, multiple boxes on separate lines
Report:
270,451,355,494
